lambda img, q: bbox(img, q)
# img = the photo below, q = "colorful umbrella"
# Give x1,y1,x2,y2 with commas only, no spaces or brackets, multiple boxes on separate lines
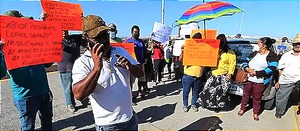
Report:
177,1,242,25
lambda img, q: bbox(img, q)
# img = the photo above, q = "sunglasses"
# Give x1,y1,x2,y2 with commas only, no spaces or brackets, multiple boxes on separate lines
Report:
293,43,300,47
93,31,109,44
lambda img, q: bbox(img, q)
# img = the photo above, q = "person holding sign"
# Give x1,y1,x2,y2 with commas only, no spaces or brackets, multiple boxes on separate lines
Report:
108,23,123,43
72,15,143,130
1,10,53,130
181,32,203,113
238,37,278,121
197,34,236,110
59,31,82,113
40,12,82,113
152,40,165,85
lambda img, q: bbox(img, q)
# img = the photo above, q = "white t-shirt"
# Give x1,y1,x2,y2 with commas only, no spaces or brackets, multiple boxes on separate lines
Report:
248,52,269,83
278,50,300,84
72,47,139,126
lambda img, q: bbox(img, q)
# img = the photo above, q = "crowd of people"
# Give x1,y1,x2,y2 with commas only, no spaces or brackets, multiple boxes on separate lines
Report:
0,10,300,130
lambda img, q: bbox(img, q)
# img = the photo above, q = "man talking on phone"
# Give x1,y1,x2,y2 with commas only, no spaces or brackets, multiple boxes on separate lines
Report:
72,15,144,130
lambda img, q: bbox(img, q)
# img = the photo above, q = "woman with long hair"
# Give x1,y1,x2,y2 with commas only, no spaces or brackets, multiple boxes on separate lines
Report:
197,34,236,110
238,37,279,121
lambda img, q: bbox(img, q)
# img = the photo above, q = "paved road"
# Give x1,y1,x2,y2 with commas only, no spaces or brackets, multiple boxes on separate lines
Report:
1,68,299,130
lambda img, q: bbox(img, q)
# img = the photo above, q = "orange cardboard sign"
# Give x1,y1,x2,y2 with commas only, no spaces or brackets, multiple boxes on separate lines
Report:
183,39,220,67
110,43,137,60
191,29,217,39
0,15,63,70
41,0,83,31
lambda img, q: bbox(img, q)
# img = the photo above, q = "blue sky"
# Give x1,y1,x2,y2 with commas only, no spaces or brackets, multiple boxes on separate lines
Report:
1,0,299,39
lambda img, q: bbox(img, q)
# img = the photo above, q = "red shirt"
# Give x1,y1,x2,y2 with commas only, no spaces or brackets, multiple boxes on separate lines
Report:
153,44,164,60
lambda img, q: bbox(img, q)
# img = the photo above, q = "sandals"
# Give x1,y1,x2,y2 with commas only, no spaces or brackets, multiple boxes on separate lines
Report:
238,110,244,116
253,114,259,121
238,110,259,121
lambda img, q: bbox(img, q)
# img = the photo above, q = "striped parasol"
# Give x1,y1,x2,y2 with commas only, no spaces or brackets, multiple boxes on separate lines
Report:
177,1,242,25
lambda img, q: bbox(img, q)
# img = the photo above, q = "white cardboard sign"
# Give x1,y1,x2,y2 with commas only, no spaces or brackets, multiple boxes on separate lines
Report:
151,22,173,43
173,39,185,56
179,23,199,36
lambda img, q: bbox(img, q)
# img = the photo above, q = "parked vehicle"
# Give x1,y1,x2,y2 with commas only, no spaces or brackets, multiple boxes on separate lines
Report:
227,38,278,110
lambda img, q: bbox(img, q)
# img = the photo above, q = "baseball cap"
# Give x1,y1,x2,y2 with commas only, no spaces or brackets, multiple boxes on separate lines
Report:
82,15,109,38
108,23,117,31
292,33,300,44
4,10,33,19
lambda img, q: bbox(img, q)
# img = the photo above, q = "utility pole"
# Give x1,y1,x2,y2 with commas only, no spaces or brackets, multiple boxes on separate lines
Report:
203,0,206,38
162,0,165,24
239,2,250,34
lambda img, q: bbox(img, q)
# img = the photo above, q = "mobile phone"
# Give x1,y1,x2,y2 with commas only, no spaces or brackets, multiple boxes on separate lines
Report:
85,38,105,52
86,38,96,49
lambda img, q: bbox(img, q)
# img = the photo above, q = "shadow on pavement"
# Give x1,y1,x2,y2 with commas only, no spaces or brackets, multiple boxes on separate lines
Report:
51,111,95,130
135,81,182,103
179,116,223,130
137,103,177,124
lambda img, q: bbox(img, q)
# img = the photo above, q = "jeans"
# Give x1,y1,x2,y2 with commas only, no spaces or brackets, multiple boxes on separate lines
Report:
182,74,201,107
60,72,75,107
95,111,138,131
13,92,53,131
240,82,265,115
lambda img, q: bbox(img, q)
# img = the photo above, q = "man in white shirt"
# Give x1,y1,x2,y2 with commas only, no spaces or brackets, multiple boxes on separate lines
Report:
72,15,144,130
275,33,300,118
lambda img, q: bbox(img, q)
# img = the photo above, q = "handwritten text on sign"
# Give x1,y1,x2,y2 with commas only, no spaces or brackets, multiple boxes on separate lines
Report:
151,22,173,43
183,39,220,67
41,0,83,31
0,15,63,70
110,43,137,60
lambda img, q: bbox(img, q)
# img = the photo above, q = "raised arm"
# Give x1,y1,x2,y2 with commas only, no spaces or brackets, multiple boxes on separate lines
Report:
72,44,103,101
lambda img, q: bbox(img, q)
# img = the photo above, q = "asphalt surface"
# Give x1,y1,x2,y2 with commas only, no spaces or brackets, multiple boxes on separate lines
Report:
0,66,299,130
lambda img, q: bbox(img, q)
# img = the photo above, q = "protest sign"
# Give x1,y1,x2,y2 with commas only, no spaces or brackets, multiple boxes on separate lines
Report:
41,0,83,31
150,22,173,43
191,29,217,39
183,39,220,67
173,39,185,56
179,23,198,36
0,15,63,70
110,43,136,60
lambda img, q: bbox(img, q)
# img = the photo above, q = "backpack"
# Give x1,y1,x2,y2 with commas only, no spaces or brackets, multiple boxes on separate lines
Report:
166,48,172,59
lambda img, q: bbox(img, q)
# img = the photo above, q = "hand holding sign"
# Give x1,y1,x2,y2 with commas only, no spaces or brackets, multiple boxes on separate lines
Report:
41,0,83,31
